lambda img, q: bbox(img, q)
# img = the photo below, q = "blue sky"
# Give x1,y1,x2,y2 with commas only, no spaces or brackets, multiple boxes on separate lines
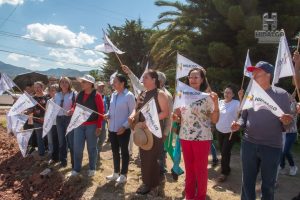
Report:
0,0,181,71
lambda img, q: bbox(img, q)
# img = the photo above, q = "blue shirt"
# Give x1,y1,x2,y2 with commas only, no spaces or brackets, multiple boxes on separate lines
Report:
54,91,77,116
107,89,136,132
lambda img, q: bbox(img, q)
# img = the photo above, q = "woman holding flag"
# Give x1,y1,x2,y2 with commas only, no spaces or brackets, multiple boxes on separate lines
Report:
174,68,219,200
105,74,135,184
31,81,50,157
128,70,169,195
54,77,77,168
71,74,104,177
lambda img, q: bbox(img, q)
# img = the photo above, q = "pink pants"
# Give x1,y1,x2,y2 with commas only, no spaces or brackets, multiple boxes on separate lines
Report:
180,139,211,200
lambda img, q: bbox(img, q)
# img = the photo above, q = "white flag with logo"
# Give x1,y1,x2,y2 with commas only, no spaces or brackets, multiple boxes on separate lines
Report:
16,129,33,157
8,92,37,116
110,71,118,85
140,98,162,138
240,79,284,117
176,53,203,79
42,99,62,138
272,35,295,85
6,114,29,135
173,81,210,109
97,30,125,54
0,73,16,94
139,62,149,82
243,49,252,78
66,103,94,134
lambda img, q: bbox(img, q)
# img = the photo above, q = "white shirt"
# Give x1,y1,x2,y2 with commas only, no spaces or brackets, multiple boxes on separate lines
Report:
216,99,240,133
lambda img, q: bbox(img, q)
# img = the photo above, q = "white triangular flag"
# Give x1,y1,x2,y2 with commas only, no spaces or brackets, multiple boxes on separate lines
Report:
139,62,149,82
110,71,118,85
97,30,125,54
243,49,252,78
16,129,33,157
42,99,62,138
66,103,94,134
140,98,162,138
8,92,37,116
176,53,203,79
240,79,284,117
6,114,29,135
0,73,16,94
272,34,295,85
173,80,210,109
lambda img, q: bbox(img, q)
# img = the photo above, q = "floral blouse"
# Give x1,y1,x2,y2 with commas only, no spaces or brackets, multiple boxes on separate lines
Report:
179,97,214,141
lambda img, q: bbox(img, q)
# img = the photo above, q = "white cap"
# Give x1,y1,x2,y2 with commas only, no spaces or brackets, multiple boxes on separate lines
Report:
78,74,95,84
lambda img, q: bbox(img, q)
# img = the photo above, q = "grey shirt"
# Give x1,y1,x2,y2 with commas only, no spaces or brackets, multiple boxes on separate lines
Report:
238,86,291,148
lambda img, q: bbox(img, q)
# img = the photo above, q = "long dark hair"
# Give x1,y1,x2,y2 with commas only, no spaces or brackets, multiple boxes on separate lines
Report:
186,68,208,91
115,74,129,89
145,70,160,88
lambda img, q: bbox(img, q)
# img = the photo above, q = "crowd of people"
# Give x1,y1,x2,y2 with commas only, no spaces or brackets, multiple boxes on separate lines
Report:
11,51,300,200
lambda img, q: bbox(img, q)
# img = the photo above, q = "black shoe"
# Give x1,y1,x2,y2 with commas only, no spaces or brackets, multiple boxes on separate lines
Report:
136,185,151,195
59,162,67,168
212,159,219,167
171,168,179,181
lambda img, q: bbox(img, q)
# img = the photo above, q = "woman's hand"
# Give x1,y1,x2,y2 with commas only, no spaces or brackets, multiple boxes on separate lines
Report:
66,109,74,116
117,127,126,135
121,65,132,75
231,121,241,132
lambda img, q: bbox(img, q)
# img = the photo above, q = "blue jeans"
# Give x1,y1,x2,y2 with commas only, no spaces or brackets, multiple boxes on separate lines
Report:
280,132,297,168
241,140,282,200
211,142,218,162
33,122,45,156
74,124,98,172
56,116,74,167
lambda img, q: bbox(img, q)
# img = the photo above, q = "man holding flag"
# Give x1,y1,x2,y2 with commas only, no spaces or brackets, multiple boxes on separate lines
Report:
231,61,292,200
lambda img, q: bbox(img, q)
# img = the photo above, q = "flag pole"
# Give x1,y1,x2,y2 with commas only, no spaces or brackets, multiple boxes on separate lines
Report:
293,75,300,101
114,51,124,66
297,35,300,52
241,75,246,90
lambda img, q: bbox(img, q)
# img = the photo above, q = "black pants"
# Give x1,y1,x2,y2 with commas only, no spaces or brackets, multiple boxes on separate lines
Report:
109,129,131,175
217,131,238,175
50,125,60,161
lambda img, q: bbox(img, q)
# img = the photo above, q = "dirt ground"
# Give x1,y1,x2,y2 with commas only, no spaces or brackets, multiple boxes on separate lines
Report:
0,112,299,200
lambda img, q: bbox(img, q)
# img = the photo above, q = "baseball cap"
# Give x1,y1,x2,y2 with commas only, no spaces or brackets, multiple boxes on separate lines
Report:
247,61,274,76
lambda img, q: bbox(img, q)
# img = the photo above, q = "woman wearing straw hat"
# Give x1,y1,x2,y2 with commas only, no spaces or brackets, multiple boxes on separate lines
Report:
105,74,135,184
128,70,169,195
174,68,219,200
70,74,104,177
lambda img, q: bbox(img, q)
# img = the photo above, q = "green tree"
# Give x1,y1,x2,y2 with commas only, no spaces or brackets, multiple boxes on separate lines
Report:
152,0,300,92
100,19,153,81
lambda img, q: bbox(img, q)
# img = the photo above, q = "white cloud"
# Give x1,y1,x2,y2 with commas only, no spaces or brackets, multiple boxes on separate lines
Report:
25,23,96,48
7,53,25,61
48,48,105,68
0,0,24,5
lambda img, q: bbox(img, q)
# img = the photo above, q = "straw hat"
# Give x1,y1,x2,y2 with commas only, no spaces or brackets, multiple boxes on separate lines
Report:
133,122,153,151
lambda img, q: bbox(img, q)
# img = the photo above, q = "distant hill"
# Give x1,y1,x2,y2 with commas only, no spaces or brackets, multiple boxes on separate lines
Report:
0,61,89,78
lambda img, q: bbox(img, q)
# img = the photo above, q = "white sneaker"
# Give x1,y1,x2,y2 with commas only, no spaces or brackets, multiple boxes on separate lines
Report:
106,173,119,181
88,170,96,177
116,174,127,184
69,170,79,177
289,166,298,176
